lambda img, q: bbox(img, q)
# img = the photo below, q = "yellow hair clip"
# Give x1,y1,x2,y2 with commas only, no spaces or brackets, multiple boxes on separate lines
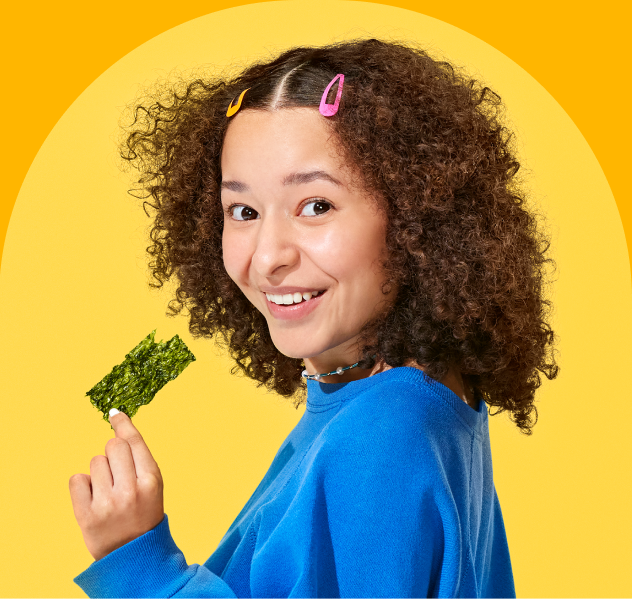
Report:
226,88,250,117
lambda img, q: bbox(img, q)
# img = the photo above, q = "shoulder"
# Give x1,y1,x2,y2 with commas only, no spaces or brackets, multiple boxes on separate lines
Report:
304,367,483,495
311,375,448,484
329,371,452,444
294,377,455,552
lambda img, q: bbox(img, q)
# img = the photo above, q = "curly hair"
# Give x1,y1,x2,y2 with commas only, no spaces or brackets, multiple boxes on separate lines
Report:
120,38,558,434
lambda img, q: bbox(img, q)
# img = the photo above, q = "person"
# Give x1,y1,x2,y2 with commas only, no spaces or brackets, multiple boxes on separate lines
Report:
70,38,558,597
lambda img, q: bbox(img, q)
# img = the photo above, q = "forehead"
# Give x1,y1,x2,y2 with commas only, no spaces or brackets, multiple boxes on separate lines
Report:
221,108,342,176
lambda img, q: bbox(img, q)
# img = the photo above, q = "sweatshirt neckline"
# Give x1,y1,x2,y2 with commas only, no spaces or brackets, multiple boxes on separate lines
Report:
306,366,487,432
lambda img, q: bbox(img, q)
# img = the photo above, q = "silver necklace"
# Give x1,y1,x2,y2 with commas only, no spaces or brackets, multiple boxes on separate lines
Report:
301,361,361,381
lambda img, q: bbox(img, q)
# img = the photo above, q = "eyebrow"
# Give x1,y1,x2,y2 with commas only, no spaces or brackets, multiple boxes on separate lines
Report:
220,180,249,193
282,170,342,187
220,170,343,192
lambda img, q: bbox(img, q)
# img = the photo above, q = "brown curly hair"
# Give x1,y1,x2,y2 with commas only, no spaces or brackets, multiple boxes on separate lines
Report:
121,38,558,434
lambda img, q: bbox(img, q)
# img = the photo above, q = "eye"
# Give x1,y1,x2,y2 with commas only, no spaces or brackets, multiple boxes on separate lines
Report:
228,204,259,221
300,199,332,217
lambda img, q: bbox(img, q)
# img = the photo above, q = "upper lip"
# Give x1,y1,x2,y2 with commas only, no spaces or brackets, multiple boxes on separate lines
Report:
260,286,326,294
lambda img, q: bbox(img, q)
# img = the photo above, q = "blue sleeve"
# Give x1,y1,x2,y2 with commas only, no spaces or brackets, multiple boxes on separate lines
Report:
73,514,236,598
74,389,451,598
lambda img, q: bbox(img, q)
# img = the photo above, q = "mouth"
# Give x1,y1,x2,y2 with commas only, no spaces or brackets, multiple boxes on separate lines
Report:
263,289,328,321
264,289,327,306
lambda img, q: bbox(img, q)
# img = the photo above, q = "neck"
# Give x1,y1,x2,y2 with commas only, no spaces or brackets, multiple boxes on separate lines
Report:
303,354,392,384
304,355,478,410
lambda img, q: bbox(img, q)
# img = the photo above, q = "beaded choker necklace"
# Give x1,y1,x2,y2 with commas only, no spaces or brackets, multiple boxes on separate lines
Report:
301,361,360,381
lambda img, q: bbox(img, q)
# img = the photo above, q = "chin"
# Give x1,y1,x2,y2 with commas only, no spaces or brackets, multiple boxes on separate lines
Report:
271,343,315,361
269,333,326,361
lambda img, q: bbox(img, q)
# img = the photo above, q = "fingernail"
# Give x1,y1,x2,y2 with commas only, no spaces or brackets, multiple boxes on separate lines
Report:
109,408,120,417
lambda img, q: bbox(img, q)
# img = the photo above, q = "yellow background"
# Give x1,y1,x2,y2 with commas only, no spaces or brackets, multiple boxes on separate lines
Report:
1,1,631,597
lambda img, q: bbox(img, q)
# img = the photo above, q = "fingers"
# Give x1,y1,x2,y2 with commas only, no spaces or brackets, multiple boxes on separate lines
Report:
89,454,113,503
70,412,165,562
69,473,92,521
108,411,160,480
105,437,136,491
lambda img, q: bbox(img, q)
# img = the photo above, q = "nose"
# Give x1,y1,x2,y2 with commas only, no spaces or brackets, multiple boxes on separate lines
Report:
251,212,301,278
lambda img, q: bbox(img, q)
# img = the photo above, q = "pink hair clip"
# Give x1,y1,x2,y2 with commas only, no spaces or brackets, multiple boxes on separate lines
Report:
319,74,344,117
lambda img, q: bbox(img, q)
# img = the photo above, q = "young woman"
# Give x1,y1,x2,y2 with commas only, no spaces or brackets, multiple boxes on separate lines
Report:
70,38,558,597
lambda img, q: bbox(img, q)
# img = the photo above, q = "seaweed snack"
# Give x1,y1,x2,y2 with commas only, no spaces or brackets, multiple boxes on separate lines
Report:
86,330,196,427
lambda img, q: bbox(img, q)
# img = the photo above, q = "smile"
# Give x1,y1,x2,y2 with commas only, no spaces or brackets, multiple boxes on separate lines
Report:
264,290,327,321
265,290,325,305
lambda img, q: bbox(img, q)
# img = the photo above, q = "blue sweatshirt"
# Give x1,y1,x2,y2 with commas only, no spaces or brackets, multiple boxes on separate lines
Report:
74,366,515,598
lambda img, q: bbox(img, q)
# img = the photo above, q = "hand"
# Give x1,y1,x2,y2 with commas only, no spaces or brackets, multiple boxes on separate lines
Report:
69,410,165,561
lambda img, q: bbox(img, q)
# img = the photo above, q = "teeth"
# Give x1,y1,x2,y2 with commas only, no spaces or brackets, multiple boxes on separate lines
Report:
265,290,321,305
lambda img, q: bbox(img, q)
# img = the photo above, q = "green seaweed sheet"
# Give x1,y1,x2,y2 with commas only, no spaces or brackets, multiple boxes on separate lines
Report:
86,330,196,427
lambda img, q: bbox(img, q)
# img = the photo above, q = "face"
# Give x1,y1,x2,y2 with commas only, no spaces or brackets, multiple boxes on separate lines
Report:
220,108,395,372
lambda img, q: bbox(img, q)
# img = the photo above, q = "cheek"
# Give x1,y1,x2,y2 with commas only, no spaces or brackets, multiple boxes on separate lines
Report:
351,228,390,300
337,221,387,276
307,220,388,291
221,229,245,284
307,227,346,262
